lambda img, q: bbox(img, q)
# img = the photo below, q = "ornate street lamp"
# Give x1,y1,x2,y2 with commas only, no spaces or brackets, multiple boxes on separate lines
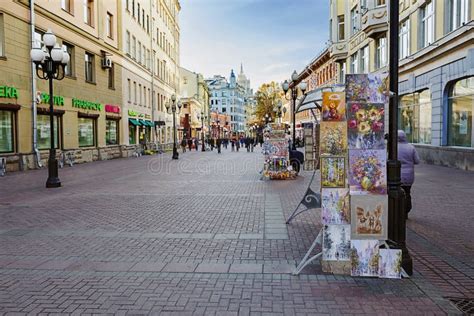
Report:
200,111,205,152
282,71,307,150
165,94,182,159
30,29,70,188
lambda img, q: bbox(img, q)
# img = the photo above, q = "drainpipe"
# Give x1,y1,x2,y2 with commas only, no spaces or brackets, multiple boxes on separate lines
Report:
30,0,42,168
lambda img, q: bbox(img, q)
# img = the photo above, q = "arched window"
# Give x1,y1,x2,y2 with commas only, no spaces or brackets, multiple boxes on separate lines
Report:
448,77,474,147
398,89,431,144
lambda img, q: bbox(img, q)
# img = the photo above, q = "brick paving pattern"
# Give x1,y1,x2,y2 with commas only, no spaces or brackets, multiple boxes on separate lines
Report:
0,148,471,314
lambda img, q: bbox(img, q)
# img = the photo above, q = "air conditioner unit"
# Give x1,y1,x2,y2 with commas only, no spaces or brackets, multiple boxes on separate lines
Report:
101,57,112,69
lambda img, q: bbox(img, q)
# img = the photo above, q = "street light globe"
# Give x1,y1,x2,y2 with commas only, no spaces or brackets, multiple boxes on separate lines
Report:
171,94,176,102
291,70,298,82
43,29,57,49
177,100,182,109
299,81,308,93
30,42,45,63
281,80,289,92
51,44,64,62
61,45,70,65
283,107,287,114
165,101,170,110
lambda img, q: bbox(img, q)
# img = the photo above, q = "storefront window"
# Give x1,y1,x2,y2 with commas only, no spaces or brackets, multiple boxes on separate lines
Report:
78,117,95,147
105,119,118,145
129,125,136,144
449,77,474,147
37,114,59,149
0,110,13,153
399,89,431,144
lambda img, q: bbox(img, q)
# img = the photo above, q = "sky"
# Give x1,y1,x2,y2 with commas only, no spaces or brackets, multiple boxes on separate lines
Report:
179,0,330,91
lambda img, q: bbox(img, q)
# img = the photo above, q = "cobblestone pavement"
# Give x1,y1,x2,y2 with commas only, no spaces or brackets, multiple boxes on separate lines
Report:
0,148,470,315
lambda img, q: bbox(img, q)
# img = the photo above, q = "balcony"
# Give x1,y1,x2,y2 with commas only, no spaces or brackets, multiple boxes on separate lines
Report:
361,5,388,38
329,41,348,61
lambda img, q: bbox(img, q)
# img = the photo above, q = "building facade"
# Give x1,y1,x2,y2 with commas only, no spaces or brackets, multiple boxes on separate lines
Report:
328,0,474,170
0,0,181,173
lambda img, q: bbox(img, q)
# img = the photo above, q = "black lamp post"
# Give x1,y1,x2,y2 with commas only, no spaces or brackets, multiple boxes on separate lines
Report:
216,119,220,138
282,71,307,150
30,29,70,188
387,0,413,275
165,94,181,160
200,111,206,152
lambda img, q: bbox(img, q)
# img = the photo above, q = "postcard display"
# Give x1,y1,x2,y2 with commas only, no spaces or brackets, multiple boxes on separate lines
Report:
262,123,296,180
319,74,401,279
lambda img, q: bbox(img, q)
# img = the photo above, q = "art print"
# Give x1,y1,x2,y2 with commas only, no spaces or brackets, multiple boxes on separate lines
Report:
349,150,387,195
322,188,350,225
378,249,402,279
320,122,348,156
368,74,389,104
269,140,288,158
322,92,346,121
323,224,351,261
347,103,385,150
350,195,388,240
321,157,345,188
350,239,379,277
345,74,369,102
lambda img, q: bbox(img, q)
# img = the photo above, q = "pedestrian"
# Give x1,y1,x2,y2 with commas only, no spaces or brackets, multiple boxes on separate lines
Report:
245,137,250,152
231,139,235,152
194,138,199,151
216,138,222,154
181,138,186,153
250,137,255,152
236,139,240,152
210,138,215,151
398,130,420,218
188,138,193,151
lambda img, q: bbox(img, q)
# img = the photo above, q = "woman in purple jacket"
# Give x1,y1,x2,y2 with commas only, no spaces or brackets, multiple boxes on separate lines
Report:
398,130,420,217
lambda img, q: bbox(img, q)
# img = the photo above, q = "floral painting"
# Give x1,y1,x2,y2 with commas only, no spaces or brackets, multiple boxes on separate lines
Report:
350,239,379,277
322,92,346,121
350,195,388,240
323,224,351,261
321,157,345,188
320,122,348,156
368,74,389,104
345,74,369,102
378,249,402,279
322,188,350,225
347,103,385,150
349,150,387,195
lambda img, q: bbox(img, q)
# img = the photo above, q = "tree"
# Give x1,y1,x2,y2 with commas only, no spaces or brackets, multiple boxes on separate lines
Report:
255,81,284,122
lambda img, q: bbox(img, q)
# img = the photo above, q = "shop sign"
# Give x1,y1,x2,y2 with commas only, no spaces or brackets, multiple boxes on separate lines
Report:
105,104,121,114
41,92,64,106
72,98,103,111
145,114,151,119
0,85,19,99
128,109,138,117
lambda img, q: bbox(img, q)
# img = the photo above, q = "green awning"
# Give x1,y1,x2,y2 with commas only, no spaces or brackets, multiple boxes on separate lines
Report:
129,118,140,126
145,120,154,127
139,120,153,127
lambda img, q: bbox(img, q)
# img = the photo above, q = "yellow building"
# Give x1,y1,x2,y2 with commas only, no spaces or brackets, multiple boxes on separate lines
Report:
329,0,474,170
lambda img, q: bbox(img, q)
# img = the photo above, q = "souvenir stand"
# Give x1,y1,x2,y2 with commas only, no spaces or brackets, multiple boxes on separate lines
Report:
261,123,297,180
293,74,405,279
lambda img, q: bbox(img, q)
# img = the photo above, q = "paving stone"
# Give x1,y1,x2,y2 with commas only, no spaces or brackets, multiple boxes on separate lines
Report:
162,263,198,273
238,234,264,240
195,263,230,273
229,263,263,274
130,262,166,272
213,233,240,240
263,263,295,274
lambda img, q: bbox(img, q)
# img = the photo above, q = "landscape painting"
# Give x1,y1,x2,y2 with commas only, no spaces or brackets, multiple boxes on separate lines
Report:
321,157,346,188
347,103,385,150
378,249,402,279
323,224,351,261
321,188,350,225
349,149,387,195
320,122,348,156
350,194,388,240
322,92,346,121
351,239,379,277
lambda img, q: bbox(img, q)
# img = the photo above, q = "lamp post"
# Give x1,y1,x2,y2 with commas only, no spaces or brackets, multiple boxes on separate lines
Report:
30,29,70,188
282,71,307,150
165,94,181,159
200,111,206,152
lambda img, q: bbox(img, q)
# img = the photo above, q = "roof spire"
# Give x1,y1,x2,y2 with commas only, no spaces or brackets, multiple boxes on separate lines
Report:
240,63,244,74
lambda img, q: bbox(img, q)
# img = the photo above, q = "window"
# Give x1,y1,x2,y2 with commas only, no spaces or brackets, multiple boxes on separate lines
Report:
132,36,136,59
84,0,93,26
147,15,150,33
108,63,114,89
129,125,137,144
0,110,14,153
37,114,60,149
78,117,95,147
137,3,141,22
420,1,435,48
399,19,410,59
350,52,359,74
448,77,474,147
63,42,74,76
376,0,386,6
350,8,358,35
0,14,4,57
127,79,131,102
125,31,130,55
139,84,142,105
142,9,145,27
337,15,345,41
132,0,135,17
61,0,72,13
133,81,137,103
106,12,113,38
339,62,346,83
399,90,431,144
375,36,387,69
360,45,369,73
447,0,470,33
126,0,129,11
84,52,94,82
106,119,118,145
143,86,147,106
138,41,141,63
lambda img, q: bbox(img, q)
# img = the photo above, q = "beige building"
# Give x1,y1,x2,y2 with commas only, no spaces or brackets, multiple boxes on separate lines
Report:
328,0,474,170
0,0,181,173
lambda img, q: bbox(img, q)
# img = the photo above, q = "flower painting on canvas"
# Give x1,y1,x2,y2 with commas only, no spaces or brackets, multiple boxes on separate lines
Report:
347,103,385,150
368,74,389,104
349,150,387,195
350,195,388,240
320,122,348,156
345,74,369,102
322,92,346,121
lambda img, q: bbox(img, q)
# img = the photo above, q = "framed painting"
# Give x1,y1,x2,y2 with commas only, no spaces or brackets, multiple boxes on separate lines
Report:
323,224,351,261
368,74,389,104
321,188,350,225
378,249,402,279
345,74,369,103
349,149,387,195
320,122,348,156
321,156,346,188
350,239,379,277
347,103,385,150
350,194,388,240
322,92,346,121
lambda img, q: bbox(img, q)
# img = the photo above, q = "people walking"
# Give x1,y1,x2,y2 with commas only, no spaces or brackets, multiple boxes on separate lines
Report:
397,130,420,218
216,138,222,154
245,137,250,152
194,138,199,151
231,139,235,151
181,138,187,153
187,138,193,151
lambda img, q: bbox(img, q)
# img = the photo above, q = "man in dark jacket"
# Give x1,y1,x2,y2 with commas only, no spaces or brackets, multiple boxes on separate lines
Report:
398,130,420,217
